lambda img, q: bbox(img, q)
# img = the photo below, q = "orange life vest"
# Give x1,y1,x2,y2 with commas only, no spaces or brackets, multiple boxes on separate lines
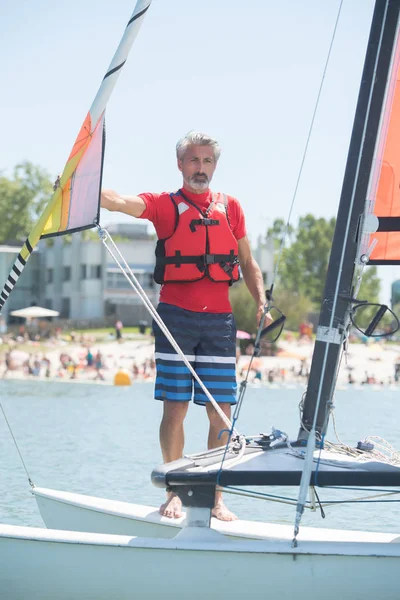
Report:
154,191,240,284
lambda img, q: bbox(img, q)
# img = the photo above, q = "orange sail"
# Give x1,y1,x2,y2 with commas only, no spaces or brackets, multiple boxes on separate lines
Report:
369,31,400,264
41,112,104,239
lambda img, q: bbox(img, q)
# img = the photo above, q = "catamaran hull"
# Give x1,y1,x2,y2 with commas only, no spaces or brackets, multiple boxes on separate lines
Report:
33,487,400,545
34,487,180,539
1,523,400,600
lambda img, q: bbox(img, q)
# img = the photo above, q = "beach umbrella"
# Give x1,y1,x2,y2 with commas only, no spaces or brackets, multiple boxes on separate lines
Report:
10,306,60,319
236,330,252,339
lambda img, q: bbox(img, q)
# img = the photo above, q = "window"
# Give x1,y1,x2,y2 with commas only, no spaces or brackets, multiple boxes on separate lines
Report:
106,271,130,289
80,264,87,280
90,265,102,279
63,266,71,281
61,297,70,318
106,270,153,289
47,268,53,284
45,298,52,309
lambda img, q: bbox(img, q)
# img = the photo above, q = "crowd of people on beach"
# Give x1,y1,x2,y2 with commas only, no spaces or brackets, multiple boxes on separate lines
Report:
1,317,400,387
1,345,157,383
2,339,400,387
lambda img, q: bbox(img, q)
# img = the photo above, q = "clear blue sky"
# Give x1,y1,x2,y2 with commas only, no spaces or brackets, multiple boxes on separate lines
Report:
2,0,397,303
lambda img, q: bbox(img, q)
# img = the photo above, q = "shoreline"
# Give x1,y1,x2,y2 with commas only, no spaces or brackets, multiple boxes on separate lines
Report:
1,336,400,389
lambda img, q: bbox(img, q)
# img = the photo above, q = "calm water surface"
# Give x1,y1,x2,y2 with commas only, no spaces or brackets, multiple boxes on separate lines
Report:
1,379,400,533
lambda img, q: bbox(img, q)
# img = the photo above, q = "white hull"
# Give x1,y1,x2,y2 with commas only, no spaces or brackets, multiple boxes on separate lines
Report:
33,486,400,544
1,522,400,600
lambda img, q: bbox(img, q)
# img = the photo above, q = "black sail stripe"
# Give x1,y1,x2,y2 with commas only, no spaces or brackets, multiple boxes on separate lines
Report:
103,4,150,80
376,216,400,232
8,275,16,285
4,283,11,292
26,239,33,253
103,60,126,80
369,259,400,265
13,265,21,276
1,291,8,300
17,253,26,266
127,5,150,27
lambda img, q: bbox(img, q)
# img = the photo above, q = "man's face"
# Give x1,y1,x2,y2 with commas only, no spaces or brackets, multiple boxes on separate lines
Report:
178,145,217,192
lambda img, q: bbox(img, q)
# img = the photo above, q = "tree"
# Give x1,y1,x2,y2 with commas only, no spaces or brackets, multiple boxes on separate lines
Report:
279,214,336,305
266,218,294,251
357,266,381,304
230,282,258,334
272,288,314,332
0,162,53,244
264,215,382,330
350,266,386,332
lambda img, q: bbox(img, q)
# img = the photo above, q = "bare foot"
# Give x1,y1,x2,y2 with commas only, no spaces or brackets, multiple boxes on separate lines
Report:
159,493,183,519
211,500,238,521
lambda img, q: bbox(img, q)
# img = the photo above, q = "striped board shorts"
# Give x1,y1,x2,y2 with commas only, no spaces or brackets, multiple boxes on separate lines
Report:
153,302,237,405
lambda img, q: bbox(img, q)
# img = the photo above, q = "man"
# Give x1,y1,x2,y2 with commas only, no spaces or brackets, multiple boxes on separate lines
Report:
101,131,269,521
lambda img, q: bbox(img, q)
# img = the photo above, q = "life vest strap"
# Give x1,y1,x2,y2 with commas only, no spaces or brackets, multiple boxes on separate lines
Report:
190,218,220,233
157,251,206,271
157,249,238,274
204,250,237,265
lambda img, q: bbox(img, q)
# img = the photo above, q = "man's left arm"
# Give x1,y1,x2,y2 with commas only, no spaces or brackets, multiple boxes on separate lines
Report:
238,236,272,326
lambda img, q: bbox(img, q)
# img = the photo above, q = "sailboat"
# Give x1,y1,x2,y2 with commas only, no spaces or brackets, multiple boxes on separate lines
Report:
2,0,400,598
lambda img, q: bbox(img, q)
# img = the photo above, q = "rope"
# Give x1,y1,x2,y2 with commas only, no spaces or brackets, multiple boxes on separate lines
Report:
324,436,400,467
0,401,34,487
98,226,241,440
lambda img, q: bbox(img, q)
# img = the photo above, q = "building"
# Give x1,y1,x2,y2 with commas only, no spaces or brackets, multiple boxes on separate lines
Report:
42,223,158,326
254,235,274,287
0,245,41,325
0,224,274,326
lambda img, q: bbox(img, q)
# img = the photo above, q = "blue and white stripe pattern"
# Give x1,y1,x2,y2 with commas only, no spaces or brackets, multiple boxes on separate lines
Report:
153,303,237,405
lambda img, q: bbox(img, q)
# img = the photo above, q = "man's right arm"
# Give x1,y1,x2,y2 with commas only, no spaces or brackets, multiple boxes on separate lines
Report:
101,189,146,218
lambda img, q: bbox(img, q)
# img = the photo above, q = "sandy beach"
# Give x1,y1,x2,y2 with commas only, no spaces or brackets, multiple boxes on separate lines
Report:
2,334,400,389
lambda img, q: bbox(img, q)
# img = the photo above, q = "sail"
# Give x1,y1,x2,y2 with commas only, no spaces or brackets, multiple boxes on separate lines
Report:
41,112,104,238
367,21,400,265
0,0,151,311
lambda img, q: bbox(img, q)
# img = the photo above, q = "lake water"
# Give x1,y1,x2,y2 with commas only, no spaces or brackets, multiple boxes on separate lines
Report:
1,379,400,534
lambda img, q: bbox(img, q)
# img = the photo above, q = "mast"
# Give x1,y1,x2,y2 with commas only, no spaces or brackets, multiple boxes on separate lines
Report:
298,0,400,440
0,0,151,313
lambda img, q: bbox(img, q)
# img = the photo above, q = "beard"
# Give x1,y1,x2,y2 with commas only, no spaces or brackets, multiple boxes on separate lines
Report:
186,172,210,191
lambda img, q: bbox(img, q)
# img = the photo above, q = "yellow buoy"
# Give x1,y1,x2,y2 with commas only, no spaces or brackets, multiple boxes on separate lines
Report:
114,370,132,386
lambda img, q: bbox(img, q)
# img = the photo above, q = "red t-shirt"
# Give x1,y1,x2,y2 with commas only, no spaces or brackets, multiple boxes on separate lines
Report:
138,187,246,313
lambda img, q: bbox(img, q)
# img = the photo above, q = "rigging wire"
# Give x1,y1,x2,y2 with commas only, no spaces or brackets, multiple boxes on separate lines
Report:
221,485,400,508
0,401,34,487
270,0,344,290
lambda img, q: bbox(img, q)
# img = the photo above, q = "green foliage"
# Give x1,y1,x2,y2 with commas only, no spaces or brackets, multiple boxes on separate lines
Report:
266,218,294,250
357,266,381,304
266,216,382,331
230,282,258,334
278,214,336,305
0,162,53,243
272,289,314,332
350,268,390,333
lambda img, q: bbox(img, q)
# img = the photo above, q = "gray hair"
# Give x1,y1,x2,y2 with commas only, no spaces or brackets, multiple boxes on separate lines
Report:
176,131,221,162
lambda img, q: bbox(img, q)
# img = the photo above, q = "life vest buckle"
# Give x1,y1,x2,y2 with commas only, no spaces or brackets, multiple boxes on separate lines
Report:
204,254,216,265
190,218,220,233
